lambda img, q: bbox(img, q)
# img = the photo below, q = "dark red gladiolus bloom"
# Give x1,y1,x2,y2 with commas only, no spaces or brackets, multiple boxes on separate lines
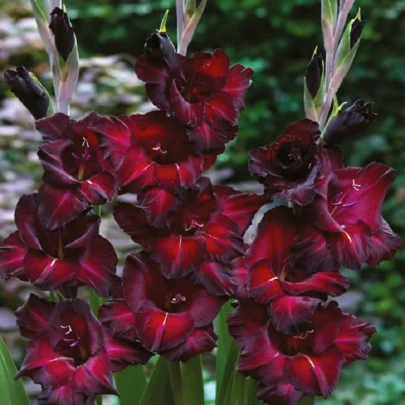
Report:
120,251,224,358
0,193,118,296
244,207,349,334
91,111,216,194
249,119,323,206
294,162,402,271
15,296,119,405
35,112,117,229
114,178,264,293
229,299,376,405
135,47,253,152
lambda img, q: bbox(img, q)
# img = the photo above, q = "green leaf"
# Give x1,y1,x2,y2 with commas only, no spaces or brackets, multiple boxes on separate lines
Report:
216,339,240,405
229,369,245,405
180,355,204,405
89,287,103,316
243,377,259,405
215,301,233,401
0,335,30,405
115,366,147,405
139,357,175,405
299,396,315,405
168,361,183,405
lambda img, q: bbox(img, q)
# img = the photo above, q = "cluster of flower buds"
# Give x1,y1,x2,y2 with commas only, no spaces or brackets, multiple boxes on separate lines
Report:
0,2,402,405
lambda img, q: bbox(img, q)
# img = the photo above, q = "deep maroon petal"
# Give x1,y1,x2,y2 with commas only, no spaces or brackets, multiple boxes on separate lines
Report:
187,122,237,153
15,294,55,338
174,156,205,189
16,336,75,387
205,91,238,130
151,235,206,278
104,335,152,372
137,187,179,227
63,209,101,249
182,287,225,327
35,113,71,142
335,312,376,365
14,193,44,250
202,214,245,262
194,261,235,296
38,387,87,405
366,218,403,266
282,271,349,297
70,353,117,396
269,296,321,335
215,186,265,234
329,222,371,269
38,139,79,185
170,81,204,126
247,207,298,268
79,171,117,205
38,183,88,230
314,163,396,233
227,299,268,351
90,115,131,167
0,232,27,280
115,145,155,192
136,302,193,352
222,64,253,111
24,250,78,289
246,260,284,303
287,348,343,397
99,300,138,341
290,225,339,273
113,202,162,245
162,325,217,362
237,326,287,384
257,383,304,405
77,235,118,297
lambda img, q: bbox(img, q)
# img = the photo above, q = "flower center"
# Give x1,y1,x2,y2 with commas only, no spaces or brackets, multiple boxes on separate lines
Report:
163,293,187,312
71,137,92,181
59,324,89,365
328,179,361,217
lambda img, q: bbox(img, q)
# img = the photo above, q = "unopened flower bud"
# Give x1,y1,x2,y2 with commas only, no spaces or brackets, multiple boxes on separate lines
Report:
4,66,50,119
305,51,323,99
49,7,74,61
324,99,377,145
144,32,176,61
350,18,365,48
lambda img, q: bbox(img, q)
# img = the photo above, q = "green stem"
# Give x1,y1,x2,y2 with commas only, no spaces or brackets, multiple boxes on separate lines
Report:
168,361,183,405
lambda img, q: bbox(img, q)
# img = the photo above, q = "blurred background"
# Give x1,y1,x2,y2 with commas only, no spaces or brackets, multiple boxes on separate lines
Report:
0,0,404,404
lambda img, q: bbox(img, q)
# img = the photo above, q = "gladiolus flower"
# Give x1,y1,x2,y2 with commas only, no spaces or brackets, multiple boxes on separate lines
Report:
135,45,252,152
114,178,264,293
36,112,117,229
15,295,151,405
0,193,118,296
116,251,224,359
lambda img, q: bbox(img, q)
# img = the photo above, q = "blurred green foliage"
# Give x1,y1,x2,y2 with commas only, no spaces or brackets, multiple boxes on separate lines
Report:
1,0,404,403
